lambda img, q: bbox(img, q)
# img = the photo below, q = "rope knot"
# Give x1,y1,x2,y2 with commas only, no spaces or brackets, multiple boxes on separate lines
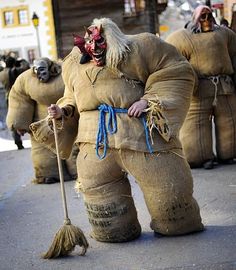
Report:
64,218,71,225
96,104,153,159
209,76,219,107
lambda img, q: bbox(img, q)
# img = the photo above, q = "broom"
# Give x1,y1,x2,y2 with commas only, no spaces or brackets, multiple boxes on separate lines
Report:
42,118,89,259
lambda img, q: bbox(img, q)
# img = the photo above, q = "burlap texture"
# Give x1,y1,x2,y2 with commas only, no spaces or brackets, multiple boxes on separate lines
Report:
180,94,236,165
76,143,141,242
75,143,203,240
55,33,195,154
82,177,141,242
197,76,235,98
166,27,236,165
0,68,11,99
120,148,204,235
180,96,214,166
214,95,236,160
6,66,78,181
165,27,236,82
29,115,78,160
65,143,79,178
30,136,72,182
6,68,65,131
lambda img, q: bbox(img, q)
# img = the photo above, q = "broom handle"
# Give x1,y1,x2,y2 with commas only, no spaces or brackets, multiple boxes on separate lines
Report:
52,118,69,221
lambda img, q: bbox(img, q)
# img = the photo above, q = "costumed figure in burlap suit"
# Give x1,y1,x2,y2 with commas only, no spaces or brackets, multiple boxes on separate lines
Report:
0,56,30,149
7,58,78,184
166,5,236,169
30,18,203,242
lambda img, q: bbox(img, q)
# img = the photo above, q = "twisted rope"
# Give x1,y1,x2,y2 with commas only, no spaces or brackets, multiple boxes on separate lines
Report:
96,104,153,159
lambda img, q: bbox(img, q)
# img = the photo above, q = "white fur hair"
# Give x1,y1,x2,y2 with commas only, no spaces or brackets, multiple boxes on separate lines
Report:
91,18,131,70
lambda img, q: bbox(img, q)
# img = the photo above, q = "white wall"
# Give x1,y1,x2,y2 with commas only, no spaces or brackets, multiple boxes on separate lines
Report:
0,0,56,62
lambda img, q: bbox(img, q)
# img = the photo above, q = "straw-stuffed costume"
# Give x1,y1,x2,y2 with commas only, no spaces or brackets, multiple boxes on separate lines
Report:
0,56,30,149
6,58,78,184
166,5,236,169
30,18,203,242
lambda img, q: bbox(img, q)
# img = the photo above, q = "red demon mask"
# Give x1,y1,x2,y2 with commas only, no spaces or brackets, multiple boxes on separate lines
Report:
84,25,107,66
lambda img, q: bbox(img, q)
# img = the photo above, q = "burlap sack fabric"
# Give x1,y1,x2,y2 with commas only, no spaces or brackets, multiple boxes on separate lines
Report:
31,32,203,241
6,66,77,182
30,113,78,160
0,68,11,100
75,143,203,241
166,27,236,166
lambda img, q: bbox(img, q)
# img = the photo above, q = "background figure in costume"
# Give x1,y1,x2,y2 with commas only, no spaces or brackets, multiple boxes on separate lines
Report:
7,57,78,184
166,5,236,169
0,55,30,149
31,18,203,242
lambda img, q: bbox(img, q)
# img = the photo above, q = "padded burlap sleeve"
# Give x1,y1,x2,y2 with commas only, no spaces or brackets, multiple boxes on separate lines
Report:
227,28,236,87
6,73,35,131
141,37,195,140
165,29,193,61
58,48,81,110
30,54,80,159
29,110,78,159
232,56,236,87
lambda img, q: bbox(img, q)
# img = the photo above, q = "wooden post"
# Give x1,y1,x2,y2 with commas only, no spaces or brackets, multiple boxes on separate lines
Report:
146,0,158,34
205,0,211,8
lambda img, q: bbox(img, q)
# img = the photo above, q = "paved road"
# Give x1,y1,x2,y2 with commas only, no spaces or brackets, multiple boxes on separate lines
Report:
0,146,236,270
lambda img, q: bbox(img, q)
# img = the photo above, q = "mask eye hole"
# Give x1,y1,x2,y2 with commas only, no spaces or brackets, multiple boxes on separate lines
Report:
200,12,213,21
96,37,105,46
208,13,213,19
85,38,93,45
200,13,207,20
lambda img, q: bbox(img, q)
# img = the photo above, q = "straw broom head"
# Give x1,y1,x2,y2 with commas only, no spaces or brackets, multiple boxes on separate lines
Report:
42,218,89,259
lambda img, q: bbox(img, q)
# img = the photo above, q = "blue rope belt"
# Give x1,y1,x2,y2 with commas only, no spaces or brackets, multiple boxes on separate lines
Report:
96,104,153,159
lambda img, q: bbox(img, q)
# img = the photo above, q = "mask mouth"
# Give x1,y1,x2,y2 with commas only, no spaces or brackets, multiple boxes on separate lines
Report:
39,77,47,82
92,50,105,61
93,52,106,66
37,70,50,82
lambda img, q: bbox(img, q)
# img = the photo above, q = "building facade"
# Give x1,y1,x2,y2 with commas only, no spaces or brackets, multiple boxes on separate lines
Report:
0,0,57,63
223,0,236,23
0,0,169,61
51,0,154,58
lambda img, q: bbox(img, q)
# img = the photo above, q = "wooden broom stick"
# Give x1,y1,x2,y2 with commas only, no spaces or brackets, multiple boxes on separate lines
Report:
42,118,88,259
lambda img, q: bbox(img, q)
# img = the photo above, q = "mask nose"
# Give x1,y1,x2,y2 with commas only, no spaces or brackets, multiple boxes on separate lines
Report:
90,41,96,52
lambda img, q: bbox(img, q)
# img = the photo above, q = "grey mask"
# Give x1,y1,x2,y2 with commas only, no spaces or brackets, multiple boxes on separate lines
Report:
33,59,50,83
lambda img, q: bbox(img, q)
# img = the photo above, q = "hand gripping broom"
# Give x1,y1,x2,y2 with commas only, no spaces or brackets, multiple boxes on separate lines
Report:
42,118,89,259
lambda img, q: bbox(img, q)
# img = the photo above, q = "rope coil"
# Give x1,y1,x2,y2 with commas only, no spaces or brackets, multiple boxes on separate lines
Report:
209,75,219,107
96,104,153,159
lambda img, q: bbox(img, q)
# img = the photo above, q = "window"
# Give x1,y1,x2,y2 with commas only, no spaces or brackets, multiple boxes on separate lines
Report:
1,6,29,27
27,49,36,65
18,9,28,25
124,0,145,18
3,11,14,25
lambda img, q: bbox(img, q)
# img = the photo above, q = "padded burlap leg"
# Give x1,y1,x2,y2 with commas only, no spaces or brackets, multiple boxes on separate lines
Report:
180,96,215,167
214,95,236,160
65,143,79,179
120,149,204,236
76,143,141,242
30,136,72,183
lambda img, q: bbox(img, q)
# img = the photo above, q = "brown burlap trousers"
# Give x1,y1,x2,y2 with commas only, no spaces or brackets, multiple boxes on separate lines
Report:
180,94,236,167
30,136,78,183
76,143,203,242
